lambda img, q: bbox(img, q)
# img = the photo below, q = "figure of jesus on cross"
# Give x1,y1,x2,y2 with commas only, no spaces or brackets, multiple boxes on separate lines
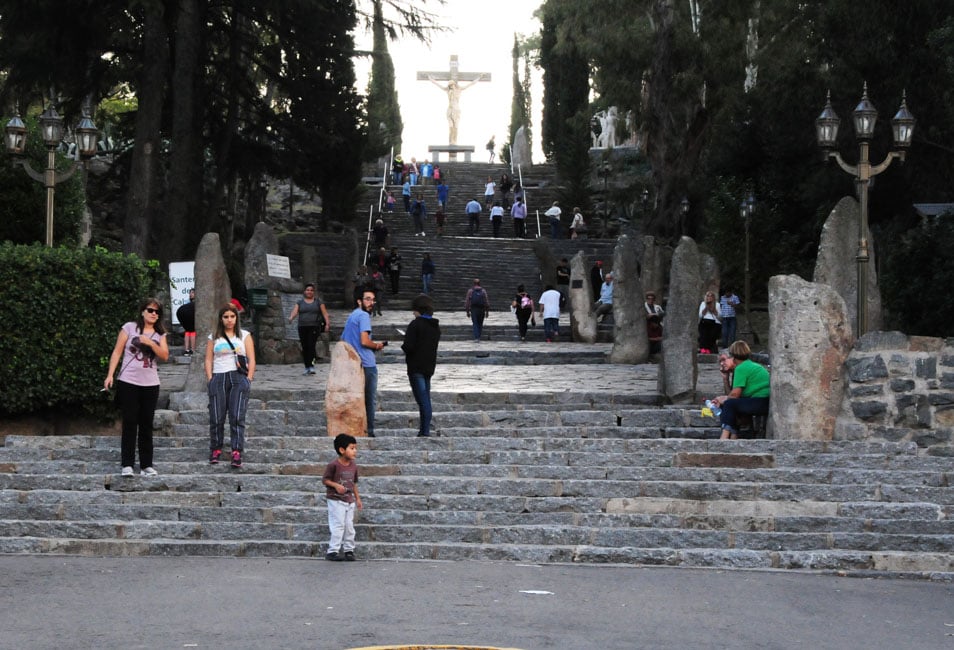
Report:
418,55,491,145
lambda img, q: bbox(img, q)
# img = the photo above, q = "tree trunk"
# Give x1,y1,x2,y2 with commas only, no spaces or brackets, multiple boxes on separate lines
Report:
644,0,709,243
122,1,169,257
208,3,244,240
161,0,206,264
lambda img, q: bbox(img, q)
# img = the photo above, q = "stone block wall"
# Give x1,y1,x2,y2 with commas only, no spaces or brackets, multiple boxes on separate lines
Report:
835,332,954,455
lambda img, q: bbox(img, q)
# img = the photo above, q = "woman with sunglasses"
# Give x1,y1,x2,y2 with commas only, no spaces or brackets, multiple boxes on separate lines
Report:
205,303,256,468
104,298,170,477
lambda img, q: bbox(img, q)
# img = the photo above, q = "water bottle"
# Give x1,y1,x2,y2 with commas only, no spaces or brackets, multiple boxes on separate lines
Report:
705,399,722,417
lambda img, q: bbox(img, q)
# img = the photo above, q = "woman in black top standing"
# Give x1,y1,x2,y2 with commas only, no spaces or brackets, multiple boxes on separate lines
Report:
288,284,329,375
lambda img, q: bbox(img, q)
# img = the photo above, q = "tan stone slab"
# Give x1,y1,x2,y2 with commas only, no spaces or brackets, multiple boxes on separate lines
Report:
605,497,839,518
673,452,775,469
325,342,367,437
278,464,325,476
870,551,954,573
360,465,403,476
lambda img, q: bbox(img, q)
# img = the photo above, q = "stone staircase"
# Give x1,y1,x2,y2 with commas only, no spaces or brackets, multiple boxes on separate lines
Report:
277,161,605,310
1,379,953,578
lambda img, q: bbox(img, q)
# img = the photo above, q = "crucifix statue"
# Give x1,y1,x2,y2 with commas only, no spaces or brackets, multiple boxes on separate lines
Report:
417,55,491,145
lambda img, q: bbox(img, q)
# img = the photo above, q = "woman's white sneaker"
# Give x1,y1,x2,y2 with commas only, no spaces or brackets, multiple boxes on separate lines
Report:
140,467,158,477
121,466,134,477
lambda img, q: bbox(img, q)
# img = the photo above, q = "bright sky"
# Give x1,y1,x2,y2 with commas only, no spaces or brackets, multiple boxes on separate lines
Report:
354,0,544,164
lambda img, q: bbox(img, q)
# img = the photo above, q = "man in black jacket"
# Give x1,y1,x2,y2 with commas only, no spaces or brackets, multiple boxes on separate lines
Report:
401,294,441,437
176,289,196,356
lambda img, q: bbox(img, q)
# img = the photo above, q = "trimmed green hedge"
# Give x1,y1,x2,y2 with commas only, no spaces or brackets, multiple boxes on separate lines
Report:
0,243,163,416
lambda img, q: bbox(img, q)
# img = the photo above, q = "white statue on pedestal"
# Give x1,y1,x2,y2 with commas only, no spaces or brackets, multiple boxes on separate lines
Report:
593,106,620,149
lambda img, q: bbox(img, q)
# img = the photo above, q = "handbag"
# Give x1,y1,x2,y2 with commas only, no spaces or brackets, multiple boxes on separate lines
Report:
224,333,249,375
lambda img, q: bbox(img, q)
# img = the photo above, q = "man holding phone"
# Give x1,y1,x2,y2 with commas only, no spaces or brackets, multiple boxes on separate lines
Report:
341,287,386,437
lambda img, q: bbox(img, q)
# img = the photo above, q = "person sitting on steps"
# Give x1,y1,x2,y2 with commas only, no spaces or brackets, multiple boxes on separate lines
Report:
709,341,770,440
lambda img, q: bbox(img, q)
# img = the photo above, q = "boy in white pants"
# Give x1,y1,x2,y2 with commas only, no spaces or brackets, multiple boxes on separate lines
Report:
322,433,363,561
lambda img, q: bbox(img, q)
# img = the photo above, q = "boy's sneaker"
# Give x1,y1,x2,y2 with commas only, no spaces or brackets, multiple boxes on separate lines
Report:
121,466,134,477
326,552,343,561
209,449,222,464
344,551,356,561
140,467,158,477
231,450,243,468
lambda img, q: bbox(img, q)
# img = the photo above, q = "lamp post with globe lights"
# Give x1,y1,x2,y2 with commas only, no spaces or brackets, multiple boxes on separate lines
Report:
5,105,99,246
740,194,756,341
815,84,915,337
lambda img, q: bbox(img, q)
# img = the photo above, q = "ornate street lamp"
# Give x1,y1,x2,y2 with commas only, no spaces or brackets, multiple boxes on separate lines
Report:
740,194,756,341
5,104,99,246
815,84,914,337
4,113,26,155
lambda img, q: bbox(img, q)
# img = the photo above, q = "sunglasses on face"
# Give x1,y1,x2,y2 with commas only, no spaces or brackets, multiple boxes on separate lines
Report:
145,307,160,314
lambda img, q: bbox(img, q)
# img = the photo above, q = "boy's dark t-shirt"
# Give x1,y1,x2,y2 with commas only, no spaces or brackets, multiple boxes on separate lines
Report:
323,458,359,504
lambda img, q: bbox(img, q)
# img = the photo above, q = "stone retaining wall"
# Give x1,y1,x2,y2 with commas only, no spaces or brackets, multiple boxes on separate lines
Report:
835,332,954,455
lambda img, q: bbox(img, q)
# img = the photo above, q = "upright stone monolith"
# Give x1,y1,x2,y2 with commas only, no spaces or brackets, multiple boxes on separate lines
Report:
298,245,329,359
512,126,531,170
700,253,720,299
301,246,319,290
325,342,367,437
639,236,671,299
245,222,301,364
769,274,854,440
569,251,597,343
532,238,559,288
814,196,883,333
183,233,231,394
610,235,648,363
658,237,703,402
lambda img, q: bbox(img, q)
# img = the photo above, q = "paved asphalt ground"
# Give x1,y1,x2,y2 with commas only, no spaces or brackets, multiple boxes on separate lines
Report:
1,556,952,649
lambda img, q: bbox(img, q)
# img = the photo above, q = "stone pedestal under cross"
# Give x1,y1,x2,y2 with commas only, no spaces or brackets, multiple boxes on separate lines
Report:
418,55,491,156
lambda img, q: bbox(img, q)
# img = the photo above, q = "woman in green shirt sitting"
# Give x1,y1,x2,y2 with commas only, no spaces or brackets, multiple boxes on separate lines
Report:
710,340,770,440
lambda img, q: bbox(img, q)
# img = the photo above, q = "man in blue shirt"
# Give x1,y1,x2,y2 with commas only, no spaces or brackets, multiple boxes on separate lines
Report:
436,179,450,210
594,272,614,322
720,288,741,347
465,198,482,235
401,180,412,213
341,287,386,437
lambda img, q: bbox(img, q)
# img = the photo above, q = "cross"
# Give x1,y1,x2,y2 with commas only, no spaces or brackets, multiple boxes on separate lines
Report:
417,55,491,145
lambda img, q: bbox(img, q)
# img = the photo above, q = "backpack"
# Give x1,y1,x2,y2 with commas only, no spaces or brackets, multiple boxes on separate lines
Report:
470,287,487,308
411,201,422,217
519,294,533,311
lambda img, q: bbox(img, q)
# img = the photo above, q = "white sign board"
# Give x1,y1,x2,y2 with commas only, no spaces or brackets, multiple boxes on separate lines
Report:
266,254,291,279
169,261,195,325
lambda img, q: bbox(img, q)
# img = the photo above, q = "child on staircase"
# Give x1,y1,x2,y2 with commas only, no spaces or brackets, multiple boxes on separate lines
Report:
323,433,363,561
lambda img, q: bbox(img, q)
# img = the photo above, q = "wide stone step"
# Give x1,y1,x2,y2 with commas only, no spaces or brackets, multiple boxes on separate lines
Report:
170,406,695,428
4,455,950,494
9,485,940,525
1,536,952,576
3,434,933,464
357,476,954,504
352,522,954,553
4,468,951,505
162,425,714,441
2,514,953,553
357,504,954,530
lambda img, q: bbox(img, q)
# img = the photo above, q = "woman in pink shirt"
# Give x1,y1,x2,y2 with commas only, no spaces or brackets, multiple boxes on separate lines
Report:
104,298,170,477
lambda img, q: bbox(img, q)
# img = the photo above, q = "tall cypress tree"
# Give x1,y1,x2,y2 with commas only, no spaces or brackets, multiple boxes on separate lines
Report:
540,3,591,208
505,34,530,164
366,0,403,160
